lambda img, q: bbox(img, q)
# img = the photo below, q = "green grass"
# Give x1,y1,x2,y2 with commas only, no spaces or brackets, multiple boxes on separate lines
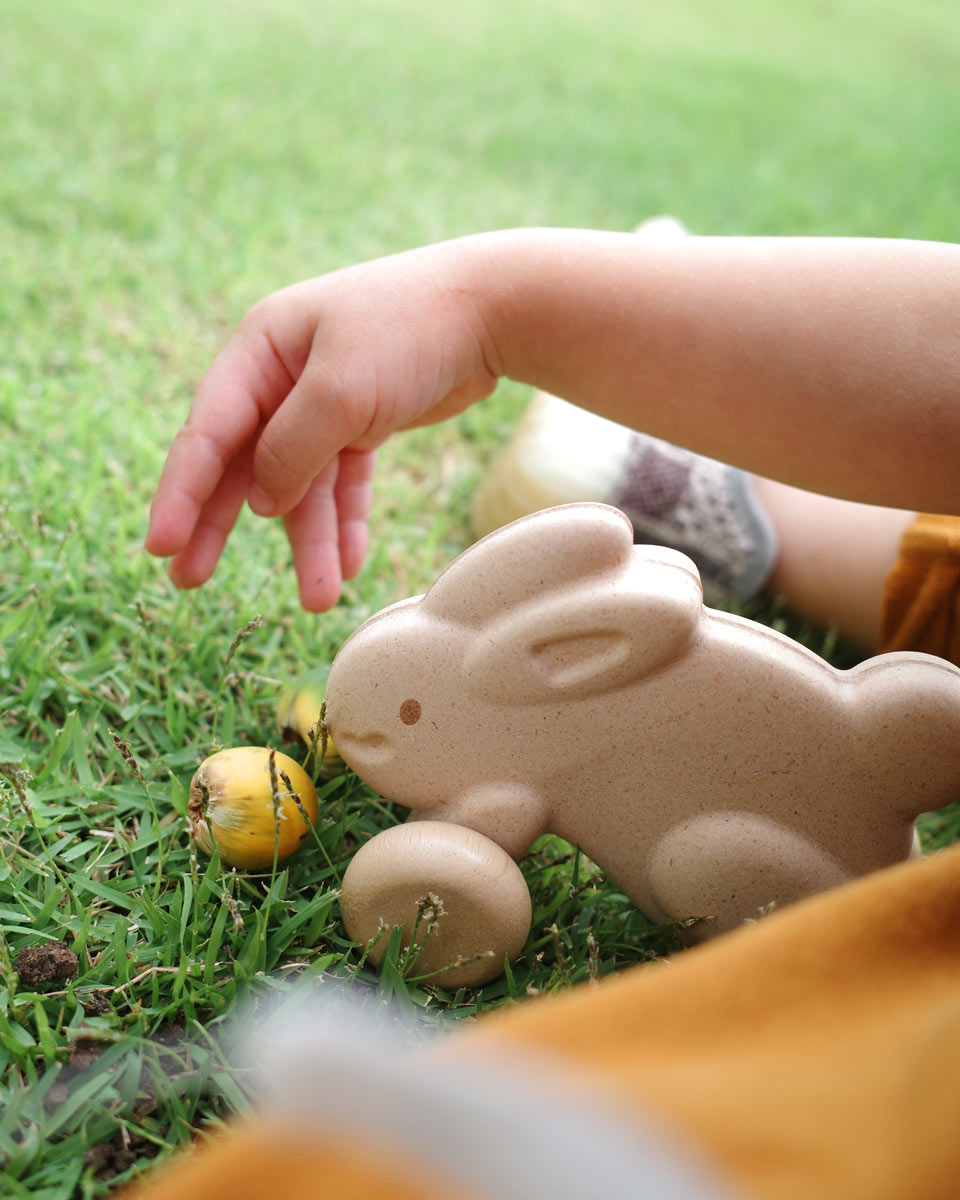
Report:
2,0,959,1192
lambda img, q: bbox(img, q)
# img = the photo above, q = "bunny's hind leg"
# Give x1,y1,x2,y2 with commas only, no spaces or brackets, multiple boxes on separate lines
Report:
644,813,855,942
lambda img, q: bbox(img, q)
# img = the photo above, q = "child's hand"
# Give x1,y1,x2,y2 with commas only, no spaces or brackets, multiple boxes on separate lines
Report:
145,242,500,610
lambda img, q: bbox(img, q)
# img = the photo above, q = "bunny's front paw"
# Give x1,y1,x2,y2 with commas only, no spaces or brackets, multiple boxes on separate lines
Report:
409,782,549,860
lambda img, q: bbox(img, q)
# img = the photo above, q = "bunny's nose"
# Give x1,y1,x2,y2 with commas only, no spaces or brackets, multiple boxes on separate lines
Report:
333,730,394,770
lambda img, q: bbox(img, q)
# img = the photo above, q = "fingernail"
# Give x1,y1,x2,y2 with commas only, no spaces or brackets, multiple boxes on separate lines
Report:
248,485,277,517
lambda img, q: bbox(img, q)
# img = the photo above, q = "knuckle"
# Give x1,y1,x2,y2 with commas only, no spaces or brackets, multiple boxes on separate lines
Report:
240,290,282,333
175,423,228,474
254,432,291,482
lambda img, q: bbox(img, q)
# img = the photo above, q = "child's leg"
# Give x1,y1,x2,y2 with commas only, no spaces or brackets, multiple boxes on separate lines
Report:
471,388,778,606
471,398,918,651
752,478,914,651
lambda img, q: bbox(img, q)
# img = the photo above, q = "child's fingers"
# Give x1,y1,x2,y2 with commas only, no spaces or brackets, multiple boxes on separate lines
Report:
164,450,253,589
145,422,243,558
281,459,345,612
334,449,377,581
146,326,298,555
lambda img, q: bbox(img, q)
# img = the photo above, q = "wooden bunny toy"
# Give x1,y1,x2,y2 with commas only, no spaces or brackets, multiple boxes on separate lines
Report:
329,503,960,979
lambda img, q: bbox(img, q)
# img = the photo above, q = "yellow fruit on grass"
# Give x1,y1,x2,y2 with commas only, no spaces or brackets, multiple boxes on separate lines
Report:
188,747,318,870
276,666,345,779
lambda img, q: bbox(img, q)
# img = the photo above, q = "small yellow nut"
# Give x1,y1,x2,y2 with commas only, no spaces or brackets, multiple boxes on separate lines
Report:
188,747,319,870
276,666,345,779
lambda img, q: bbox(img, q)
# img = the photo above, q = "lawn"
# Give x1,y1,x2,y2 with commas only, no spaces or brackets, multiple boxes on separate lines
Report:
2,0,959,1193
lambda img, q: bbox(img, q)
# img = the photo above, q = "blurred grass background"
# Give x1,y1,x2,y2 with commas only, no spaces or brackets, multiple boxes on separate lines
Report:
1,0,958,1193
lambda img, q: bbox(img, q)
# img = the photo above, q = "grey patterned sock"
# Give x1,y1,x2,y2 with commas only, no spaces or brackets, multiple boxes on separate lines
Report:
611,433,778,605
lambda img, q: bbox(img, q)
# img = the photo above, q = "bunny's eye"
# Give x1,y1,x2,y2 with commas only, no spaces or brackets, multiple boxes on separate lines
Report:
399,699,422,726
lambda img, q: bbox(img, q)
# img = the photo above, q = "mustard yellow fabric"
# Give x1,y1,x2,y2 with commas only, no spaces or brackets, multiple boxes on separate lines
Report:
880,512,960,662
129,845,960,1200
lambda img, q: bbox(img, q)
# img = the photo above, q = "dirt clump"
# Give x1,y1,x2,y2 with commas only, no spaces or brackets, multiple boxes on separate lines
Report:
14,941,78,986
80,990,112,1016
83,1129,159,1182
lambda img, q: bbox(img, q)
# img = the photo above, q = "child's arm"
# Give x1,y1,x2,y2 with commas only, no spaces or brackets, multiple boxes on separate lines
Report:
145,230,960,610
485,231,960,510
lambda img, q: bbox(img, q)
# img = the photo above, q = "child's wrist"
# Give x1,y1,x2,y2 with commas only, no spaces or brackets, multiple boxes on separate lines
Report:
449,227,629,391
449,229,556,386
429,232,511,382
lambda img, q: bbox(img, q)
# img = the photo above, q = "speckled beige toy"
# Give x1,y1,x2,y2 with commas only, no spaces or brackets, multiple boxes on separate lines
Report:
330,503,960,973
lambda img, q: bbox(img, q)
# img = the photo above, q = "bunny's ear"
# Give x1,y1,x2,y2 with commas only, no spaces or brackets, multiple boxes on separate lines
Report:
462,546,704,704
422,503,634,626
